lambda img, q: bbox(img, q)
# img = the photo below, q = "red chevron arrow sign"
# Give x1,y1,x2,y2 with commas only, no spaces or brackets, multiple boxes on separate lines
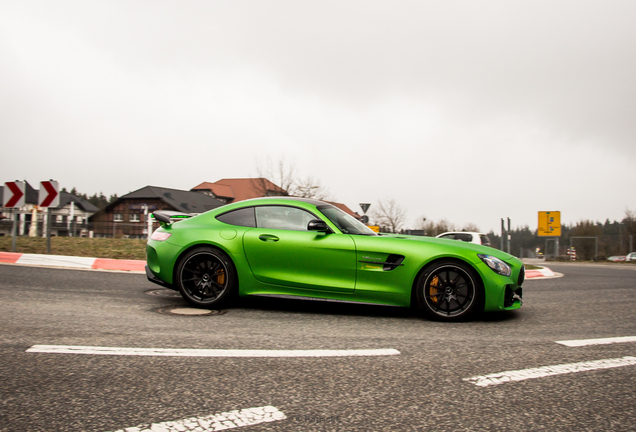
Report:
39,181,60,208
3,181,25,208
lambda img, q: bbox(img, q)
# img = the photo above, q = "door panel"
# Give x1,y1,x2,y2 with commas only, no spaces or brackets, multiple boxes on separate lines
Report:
243,229,356,292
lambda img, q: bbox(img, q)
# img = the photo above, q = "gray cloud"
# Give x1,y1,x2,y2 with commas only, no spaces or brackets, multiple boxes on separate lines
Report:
1,0,635,232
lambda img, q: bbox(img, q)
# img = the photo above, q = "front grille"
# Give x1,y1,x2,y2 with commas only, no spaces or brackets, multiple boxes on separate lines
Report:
504,286,523,307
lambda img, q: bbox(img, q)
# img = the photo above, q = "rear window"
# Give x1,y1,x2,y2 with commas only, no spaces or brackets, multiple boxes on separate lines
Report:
480,235,491,246
439,233,473,242
216,207,256,227
454,233,473,242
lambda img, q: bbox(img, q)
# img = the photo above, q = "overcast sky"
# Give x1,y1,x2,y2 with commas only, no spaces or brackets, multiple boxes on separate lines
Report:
1,0,635,233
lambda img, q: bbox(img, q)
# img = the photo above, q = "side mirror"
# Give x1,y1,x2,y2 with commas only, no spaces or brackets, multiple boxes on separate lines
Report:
307,219,330,232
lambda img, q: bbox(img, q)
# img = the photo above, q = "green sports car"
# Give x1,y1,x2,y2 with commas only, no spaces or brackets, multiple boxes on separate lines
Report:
146,197,523,321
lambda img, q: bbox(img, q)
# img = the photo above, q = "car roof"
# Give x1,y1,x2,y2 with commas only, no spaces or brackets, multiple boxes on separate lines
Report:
207,196,338,215
241,196,330,207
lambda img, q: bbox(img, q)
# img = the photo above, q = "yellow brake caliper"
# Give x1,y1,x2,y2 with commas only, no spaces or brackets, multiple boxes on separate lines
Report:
430,275,439,304
216,270,226,286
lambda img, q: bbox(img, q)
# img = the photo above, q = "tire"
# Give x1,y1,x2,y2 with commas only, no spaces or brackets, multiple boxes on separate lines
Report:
415,260,483,321
175,246,236,308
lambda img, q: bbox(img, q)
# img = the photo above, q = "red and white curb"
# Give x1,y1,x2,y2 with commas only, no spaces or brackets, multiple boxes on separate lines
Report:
1,251,558,278
0,252,145,273
525,266,560,279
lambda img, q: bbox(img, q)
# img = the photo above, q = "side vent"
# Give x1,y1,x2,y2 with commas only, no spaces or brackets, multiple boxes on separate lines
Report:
359,254,405,271
383,254,405,271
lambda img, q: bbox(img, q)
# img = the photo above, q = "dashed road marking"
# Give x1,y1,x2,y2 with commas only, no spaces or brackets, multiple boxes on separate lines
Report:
27,345,400,358
109,405,286,432
556,336,636,347
464,356,636,387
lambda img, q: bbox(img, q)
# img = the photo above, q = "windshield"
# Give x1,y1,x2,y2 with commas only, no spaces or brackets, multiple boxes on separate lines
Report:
318,205,377,236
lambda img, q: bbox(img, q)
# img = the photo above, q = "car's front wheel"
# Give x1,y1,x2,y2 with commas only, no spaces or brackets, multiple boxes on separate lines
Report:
175,246,236,308
415,260,483,321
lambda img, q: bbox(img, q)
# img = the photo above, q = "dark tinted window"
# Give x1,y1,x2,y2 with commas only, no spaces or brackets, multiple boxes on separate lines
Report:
480,235,491,246
216,207,256,227
255,206,316,231
454,233,473,242
318,206,376,235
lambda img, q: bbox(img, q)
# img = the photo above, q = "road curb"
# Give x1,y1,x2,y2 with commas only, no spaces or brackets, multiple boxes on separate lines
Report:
0,252,145,273
525,266,562,279
1,251,559,279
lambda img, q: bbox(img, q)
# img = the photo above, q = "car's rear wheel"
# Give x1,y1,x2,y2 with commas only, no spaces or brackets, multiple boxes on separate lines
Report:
416,260,483,321
175,246,236,308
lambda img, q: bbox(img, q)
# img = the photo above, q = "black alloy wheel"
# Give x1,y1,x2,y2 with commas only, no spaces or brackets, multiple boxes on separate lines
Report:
416,261,482,321
176,247,236,308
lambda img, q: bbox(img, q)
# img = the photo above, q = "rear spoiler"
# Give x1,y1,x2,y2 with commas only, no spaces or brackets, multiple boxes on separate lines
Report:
152,211,194,227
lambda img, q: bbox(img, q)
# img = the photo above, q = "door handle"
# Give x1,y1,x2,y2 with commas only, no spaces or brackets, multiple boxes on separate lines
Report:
259,234,279,242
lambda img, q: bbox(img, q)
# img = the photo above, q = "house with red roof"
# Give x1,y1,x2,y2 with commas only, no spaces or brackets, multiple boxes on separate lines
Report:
191,178,362,220
191,178,287,203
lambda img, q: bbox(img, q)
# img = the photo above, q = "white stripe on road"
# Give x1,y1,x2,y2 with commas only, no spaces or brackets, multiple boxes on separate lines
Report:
556,336,636,347
27,345,400,357
110,405,286,432
464,356,636,387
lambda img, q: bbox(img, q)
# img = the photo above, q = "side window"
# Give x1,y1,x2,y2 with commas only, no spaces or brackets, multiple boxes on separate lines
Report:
455,233,473,242
216,207,256,227
255,206,316,231
439,234,454,240
480,235,491,246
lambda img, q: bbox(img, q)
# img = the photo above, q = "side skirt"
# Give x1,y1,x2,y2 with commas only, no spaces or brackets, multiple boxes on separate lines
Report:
248,294,403,308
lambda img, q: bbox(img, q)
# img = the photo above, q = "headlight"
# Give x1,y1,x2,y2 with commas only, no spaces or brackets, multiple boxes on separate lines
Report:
478,254,511,277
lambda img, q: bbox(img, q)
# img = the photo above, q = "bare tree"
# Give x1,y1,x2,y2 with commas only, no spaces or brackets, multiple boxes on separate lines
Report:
254,157,333,200
571,220,602,260
293,176,331,200
624,208,636,236
372,199,407,233
253,156,295,195
421,218,456,236
461,223,481,232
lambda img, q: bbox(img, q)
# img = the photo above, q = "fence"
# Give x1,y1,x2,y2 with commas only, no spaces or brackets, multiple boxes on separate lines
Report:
509,234,634,261
0,219,159,239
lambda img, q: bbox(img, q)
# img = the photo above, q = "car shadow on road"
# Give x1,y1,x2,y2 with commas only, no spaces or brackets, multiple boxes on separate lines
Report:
145,288,522,323
474,310,521,322
236,296,522,323
236,295,419,319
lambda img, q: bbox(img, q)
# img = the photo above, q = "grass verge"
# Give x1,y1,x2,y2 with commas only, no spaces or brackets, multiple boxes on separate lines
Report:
0,236,146,260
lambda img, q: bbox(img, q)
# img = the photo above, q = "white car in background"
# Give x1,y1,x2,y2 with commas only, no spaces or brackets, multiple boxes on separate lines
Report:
626,252,636,262
436,231,492,247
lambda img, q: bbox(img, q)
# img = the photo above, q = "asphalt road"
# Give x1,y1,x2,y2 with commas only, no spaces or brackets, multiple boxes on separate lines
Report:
1,262,635,432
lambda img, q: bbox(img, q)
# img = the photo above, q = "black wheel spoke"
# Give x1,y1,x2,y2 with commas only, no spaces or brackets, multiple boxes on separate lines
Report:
421,264,477,319
179,250,232,305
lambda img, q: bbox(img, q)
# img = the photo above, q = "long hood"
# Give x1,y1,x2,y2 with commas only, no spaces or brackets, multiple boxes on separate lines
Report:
377,233,516,261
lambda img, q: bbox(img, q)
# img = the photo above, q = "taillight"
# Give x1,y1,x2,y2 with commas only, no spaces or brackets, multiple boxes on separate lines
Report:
150,231,171,241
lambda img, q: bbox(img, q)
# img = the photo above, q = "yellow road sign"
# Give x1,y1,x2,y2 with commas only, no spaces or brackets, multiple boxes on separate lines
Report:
538,211,561,237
